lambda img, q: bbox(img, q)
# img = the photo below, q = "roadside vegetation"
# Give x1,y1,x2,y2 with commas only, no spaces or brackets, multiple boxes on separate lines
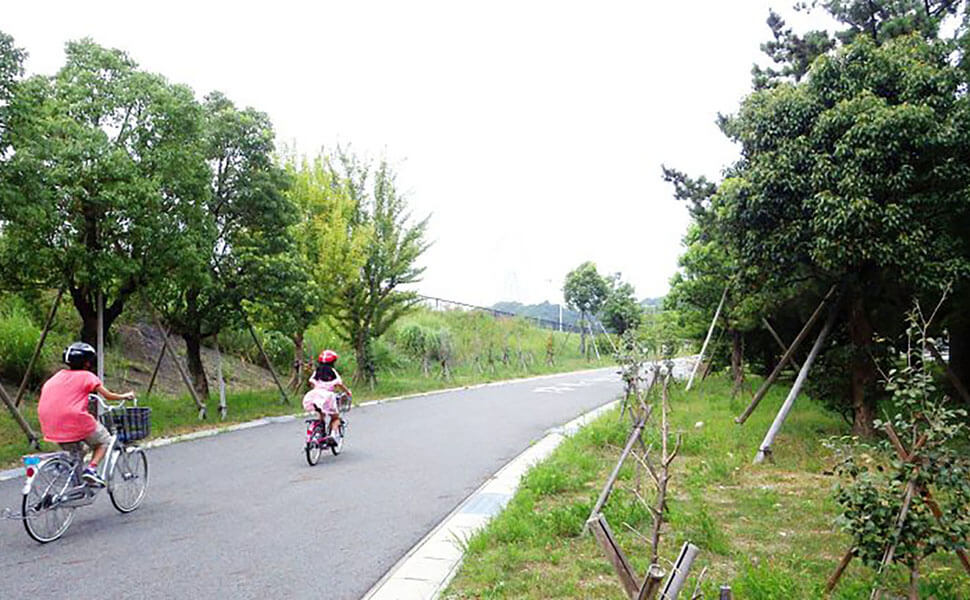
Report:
0,301,613,466
444,375,970,599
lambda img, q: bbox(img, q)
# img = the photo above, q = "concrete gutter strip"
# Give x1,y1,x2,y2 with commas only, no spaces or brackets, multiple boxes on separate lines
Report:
360,398,620,600
0,367,615,483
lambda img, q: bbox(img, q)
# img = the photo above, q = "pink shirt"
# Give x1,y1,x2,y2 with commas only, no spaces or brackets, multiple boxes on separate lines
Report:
37,369,101,443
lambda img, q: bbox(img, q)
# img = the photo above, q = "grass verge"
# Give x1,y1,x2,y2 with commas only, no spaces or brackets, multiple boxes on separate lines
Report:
443,375,970,599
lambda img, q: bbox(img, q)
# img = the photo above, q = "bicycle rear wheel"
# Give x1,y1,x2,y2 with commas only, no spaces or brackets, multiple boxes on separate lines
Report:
23,457,76,543
108,447,148,513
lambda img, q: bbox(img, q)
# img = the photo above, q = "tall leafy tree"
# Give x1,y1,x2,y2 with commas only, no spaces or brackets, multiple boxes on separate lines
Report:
152,92,294,397
0,30,25,149
320,151,429,387
0,39,209,353
601,273,643,336
283,152,368,385
563,261,609,355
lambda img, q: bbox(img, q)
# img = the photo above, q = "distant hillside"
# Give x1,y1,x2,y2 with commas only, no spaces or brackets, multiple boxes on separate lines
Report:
641,296,664,312
491,301,582,327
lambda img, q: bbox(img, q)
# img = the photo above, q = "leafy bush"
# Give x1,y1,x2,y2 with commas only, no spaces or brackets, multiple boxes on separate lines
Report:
0,301,41,384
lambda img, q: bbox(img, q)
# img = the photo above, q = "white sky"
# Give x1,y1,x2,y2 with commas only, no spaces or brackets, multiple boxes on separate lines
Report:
3,1,835,307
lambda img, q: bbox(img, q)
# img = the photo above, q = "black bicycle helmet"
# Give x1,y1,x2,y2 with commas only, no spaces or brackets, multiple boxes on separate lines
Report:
63,342,96,369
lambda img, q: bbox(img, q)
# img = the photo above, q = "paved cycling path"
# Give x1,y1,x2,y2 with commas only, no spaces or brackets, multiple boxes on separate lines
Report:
0,367,622,599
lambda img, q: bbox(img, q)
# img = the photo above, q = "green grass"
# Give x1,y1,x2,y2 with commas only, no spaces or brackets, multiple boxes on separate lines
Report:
443,375,970,599
0,308,613,467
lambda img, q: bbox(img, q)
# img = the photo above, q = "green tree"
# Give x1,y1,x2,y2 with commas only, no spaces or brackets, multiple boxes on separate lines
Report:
0,39,209,356
687,30,970,434
321,151,429,387
0,30,25,147
151,92,295,398
563,261,609,356
601,273,643,336
283,152,368,385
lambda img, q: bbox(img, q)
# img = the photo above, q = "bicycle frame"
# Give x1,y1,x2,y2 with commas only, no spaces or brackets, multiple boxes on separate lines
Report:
21,395,128,509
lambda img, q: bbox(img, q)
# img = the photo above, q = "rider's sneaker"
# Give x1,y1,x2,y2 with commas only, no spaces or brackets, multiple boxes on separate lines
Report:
81,467,105,487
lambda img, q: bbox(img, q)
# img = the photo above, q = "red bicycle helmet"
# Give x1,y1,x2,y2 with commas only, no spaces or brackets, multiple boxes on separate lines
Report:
318,349,338,364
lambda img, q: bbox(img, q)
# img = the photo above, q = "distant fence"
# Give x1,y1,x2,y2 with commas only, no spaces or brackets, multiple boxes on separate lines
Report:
415,294,586,334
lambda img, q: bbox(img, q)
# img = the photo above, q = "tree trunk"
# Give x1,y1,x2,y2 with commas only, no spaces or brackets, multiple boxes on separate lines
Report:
848,293,876,437
183,332,210,400
731,329,744,397
290,330,305,390
947,286,970,406
579,311,587,357
353,330,376,388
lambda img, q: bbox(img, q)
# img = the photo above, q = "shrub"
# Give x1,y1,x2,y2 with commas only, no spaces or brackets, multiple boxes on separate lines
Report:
0,302,41,384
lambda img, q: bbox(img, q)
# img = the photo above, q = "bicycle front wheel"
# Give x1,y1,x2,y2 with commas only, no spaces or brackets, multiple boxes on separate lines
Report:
22,457,76,543
108,447,148,513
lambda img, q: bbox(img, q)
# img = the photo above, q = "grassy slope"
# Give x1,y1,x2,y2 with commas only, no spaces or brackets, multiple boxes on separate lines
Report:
444,376,970,600
0,308,612,466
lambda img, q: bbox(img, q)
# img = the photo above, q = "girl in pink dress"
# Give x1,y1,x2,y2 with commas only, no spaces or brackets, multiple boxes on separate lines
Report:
302,349,352,441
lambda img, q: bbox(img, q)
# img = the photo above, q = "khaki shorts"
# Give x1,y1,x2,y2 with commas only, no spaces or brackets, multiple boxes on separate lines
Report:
59,422,112,453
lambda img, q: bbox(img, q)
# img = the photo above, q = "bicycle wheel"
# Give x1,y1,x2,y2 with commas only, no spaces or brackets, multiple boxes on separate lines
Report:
22,457,76,543
108,447,148,513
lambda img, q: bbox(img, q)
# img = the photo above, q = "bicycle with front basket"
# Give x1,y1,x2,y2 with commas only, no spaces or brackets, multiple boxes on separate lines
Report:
16,394,150,543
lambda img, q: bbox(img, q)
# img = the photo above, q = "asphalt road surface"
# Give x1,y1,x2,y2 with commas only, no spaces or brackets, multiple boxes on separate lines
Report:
0,368,622,599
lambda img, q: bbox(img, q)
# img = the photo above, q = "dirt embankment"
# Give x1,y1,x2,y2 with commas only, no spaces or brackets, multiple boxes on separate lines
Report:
5,323,280,402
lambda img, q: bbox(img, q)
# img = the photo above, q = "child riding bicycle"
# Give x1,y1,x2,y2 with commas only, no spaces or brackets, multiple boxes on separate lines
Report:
302,349,351,444
36,342,135,487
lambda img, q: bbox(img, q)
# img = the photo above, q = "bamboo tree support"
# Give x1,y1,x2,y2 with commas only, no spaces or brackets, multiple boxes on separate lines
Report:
754,302,838,464
825,548,856,594
719,586,733,600
0,383,39,448
761,317,802,372
927,341,970,406
584,408,651,534
588,320,602,360
215,335,227,420
685,286,727,392
587,513,641,599
146,324,174,396
14,286,64,408
595,317,620,354
245,321,289,405
149,310,206,419
736,284,839,424
660,542,701,599
638,565,665,600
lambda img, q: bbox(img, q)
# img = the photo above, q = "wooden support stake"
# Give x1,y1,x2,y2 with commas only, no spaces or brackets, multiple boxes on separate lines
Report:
736,284,838,424
588,513,641,599
637,565,666,600
146,324,173,396
246,321,289,405
215,334,227,420
585,411,650,533
762,317,802,372
754,301,838,463
825,547,855,593
0,383,40,448
718,586,733,600
884,423,970,576
686,286,727,392
97,291,104,382
149,310,206,418
927,341,970,406
14,286,64,408
660,542,700,599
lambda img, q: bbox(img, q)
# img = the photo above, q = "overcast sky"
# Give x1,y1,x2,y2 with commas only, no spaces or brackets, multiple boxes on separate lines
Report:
4,1,835,307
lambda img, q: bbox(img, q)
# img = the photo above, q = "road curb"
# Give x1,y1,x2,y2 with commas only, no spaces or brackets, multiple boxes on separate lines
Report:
0,367,615,484
360,396,621,600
